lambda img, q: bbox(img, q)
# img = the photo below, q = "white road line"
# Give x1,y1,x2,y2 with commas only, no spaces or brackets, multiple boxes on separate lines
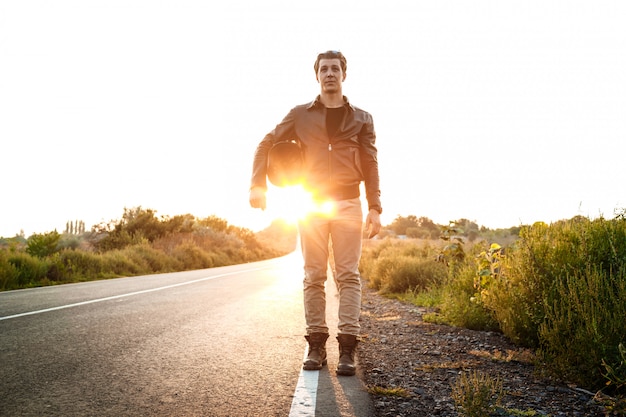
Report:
289,346,319,417
0,267,269,321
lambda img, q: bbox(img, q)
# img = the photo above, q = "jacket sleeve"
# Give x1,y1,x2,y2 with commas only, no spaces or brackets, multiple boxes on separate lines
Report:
250,107,298,191
359,113,382,213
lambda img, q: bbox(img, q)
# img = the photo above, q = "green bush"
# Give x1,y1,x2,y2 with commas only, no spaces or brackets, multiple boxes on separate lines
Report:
0,251,19,290
358,247,380,289
485,217,626,347
477,216,626,391
100,250,145,277
359,240,446,294
54,249,105,280
58,235,81,251
26,231,61,258
379,256,447,294
366,256,395,290
7,252,49,288
123,248,157,275
359,215,626,393
440,261,499,331
360,239,442,290
128,244,178,273
172,242,214,270
539,265,626,391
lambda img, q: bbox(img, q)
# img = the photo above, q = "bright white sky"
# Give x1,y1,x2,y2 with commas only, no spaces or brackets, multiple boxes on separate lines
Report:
1,1,625,238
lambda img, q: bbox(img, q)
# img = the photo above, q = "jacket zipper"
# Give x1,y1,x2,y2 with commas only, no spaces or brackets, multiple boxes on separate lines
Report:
328,142,333,185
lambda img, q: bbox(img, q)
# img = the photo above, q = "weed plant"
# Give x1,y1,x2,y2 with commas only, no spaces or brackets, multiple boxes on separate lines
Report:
367,386,410,397
603,343,626,395
451,370,504,417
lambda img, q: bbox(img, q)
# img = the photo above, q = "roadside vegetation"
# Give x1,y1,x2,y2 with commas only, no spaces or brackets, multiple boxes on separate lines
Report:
4,207,625,411
0,207,297,291
360,211,626,413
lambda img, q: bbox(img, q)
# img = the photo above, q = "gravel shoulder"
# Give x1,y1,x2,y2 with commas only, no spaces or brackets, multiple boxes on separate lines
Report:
358,285,606,417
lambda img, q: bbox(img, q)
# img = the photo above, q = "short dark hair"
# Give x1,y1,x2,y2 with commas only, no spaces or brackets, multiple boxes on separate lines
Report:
314,50,347,74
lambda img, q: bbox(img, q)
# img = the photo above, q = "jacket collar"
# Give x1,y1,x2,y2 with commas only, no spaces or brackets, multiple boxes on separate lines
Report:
307,95,355,111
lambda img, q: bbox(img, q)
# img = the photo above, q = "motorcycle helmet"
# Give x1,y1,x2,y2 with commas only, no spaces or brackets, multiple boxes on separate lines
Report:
267,139,303,187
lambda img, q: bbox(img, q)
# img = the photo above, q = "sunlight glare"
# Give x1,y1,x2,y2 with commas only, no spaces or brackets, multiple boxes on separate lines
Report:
267,185,336,224
267,185,315,224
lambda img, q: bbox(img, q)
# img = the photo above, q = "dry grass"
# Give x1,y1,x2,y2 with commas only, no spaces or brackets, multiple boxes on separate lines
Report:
469,348,536,364
367,386,411,397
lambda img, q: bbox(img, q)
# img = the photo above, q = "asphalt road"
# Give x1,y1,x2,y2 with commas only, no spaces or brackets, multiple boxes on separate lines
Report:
0,253,374,417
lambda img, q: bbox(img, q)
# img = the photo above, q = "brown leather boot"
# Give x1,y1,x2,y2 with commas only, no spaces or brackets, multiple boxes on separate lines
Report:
303,333,329,370
336,334,358,376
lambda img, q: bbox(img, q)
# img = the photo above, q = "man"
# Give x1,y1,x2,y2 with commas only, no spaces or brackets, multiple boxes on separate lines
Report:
249,50,382,376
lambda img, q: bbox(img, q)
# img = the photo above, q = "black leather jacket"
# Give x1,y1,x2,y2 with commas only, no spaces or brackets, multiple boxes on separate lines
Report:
250,96,382,213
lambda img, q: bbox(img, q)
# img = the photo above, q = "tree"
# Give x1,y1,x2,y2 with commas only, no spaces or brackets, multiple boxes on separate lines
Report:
88,207,163,251
65,220,86,235
453,218,479,236
121,207,164,241
26,231,61,258
417,216,440,238
390,215,419,235
389,215,440,239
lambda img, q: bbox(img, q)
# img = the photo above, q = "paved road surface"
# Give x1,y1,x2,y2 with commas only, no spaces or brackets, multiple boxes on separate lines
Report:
0,253,374,416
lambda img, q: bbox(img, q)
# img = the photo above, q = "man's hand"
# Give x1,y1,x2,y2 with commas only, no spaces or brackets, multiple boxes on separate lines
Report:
249,187,267,210
365,209,381,239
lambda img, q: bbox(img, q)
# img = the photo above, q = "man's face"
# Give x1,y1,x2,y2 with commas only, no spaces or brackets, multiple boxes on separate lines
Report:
316,58,346,94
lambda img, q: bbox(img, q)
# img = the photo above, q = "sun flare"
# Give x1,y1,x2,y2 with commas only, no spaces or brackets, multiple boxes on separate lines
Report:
266,185,335,224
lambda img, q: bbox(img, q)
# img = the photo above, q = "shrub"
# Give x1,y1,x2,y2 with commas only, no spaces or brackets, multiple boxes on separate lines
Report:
172,242,214,270
485,234,535,344
378,256,447,294
7,252,48,287
54,250,105,281
366,256,395,290
360,239,443,292
1,211,285,291
485,217,626,348
92,230,145,252
58,235,81,251
539,265,626,390
440,261,499,331
26,231,61,258
123,242,182,274
359,246,381,289
0,251,19,290
127,244,178,273
100,251,144,277
475,215,626,391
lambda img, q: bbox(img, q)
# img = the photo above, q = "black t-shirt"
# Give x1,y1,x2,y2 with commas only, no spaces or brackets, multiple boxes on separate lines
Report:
326,106,345,138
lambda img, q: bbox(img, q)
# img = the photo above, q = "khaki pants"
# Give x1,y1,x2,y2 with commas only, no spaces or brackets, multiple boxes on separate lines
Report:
298,198,363,336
